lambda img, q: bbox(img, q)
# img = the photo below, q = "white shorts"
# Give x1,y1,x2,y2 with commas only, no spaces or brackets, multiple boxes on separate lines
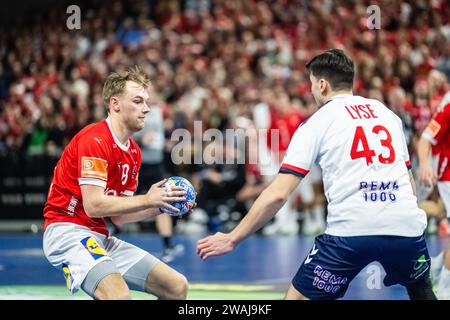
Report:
43,222,160,295
438,182,450,217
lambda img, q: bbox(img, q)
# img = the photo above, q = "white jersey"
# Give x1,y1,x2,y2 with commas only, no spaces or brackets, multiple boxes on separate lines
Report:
280,94,427,237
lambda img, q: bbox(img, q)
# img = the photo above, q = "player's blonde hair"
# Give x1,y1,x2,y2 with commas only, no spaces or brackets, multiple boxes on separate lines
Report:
102,66,150,110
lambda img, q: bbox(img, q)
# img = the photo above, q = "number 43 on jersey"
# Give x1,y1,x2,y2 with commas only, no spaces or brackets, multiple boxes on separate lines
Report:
350,125,396,166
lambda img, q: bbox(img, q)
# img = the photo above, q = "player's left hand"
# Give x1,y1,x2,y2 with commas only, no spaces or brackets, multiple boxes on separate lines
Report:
197,232,235,260
184,202,197,216
419,164,437,187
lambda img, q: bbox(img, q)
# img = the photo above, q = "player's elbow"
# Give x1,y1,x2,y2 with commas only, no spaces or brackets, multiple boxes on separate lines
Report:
83,199,103,218
265,189,289,207
272,197,286,210
110,216,126,227
274,193,289,206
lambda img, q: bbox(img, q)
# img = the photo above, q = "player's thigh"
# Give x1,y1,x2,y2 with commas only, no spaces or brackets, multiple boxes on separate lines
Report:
43,223,113,295
105,236,159,291
437,182,450,216
379,234,431,287
292,234,371,300
144,261,188,299
104,236,188,299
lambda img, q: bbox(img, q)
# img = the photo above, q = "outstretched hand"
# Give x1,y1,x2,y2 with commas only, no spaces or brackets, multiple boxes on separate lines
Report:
197,232,235,261
419,165,437,187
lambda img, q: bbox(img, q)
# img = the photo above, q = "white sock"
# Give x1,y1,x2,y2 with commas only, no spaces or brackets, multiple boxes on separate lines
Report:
303,209,313,225
437,266,450,299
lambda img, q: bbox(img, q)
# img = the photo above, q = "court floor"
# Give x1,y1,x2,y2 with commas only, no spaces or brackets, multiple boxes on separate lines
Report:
0,232,447,300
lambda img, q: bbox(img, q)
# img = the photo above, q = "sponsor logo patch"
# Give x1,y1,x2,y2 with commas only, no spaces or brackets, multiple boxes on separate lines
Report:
426,119,441,137
62,264,73,290
81,157,108,180
80,236,107,260
410,254,430,279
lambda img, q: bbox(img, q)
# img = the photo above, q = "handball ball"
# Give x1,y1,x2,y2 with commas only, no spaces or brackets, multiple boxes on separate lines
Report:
160,176,197,217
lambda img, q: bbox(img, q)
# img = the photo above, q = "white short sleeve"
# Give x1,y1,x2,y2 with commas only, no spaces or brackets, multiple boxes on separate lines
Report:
279,119,321,177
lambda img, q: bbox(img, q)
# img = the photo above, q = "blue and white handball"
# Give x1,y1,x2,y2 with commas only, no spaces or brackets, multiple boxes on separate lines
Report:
160,176,197,217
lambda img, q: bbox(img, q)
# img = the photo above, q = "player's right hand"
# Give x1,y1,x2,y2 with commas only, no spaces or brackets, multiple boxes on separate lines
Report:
146,179,186,213
419,165,437,187
197,232,235,261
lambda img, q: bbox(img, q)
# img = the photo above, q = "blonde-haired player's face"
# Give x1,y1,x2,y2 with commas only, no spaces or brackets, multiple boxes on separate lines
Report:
119,81,150,132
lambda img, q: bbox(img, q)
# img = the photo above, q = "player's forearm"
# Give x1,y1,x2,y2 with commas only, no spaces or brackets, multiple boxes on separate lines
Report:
417,138,432,166
111,208,161,226
230,187,287,245
85,194,153,218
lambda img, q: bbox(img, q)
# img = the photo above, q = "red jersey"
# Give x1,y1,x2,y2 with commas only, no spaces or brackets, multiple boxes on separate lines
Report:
44,119,142,235
422,102,450,181
267,111,304,155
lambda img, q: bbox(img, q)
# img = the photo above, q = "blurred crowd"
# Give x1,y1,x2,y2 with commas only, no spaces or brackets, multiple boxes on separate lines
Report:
1,0,450,235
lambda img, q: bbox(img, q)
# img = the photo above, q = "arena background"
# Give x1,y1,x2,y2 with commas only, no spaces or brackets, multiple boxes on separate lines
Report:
0,0,449,300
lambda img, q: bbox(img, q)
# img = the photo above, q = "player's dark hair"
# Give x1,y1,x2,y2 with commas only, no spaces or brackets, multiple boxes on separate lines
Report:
306,49,354,90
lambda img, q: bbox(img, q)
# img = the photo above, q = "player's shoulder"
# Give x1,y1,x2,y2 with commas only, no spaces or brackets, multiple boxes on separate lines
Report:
296,99,340,131
76,121,111,148
437,101,450,114
305,99,337,122
437,91,450,112
77,120,108,136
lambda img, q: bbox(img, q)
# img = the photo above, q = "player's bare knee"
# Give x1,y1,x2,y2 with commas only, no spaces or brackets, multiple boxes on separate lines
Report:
95,286,131,300
167,274,188,300
94,278,131,300
115,289,132,300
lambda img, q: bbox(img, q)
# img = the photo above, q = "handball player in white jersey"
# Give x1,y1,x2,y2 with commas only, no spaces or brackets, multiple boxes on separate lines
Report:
197,49,436,300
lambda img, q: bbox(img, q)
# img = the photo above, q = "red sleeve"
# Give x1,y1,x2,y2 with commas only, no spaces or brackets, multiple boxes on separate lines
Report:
77,134,111,189
422,103,450,145
433,103,450,144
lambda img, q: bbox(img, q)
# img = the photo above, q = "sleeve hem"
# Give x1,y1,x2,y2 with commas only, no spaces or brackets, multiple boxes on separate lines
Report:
421,131,437,145
405,160,412,170
122,190,134,196
78,178,107,189
279,164,309,178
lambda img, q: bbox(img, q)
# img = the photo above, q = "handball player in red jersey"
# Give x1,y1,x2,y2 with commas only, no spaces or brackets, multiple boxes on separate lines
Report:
43,67,188,300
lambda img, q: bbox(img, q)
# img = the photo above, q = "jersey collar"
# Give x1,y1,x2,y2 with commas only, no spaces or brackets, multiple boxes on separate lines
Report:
320,94,354,108
105,118,130,151
328,93,354,101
